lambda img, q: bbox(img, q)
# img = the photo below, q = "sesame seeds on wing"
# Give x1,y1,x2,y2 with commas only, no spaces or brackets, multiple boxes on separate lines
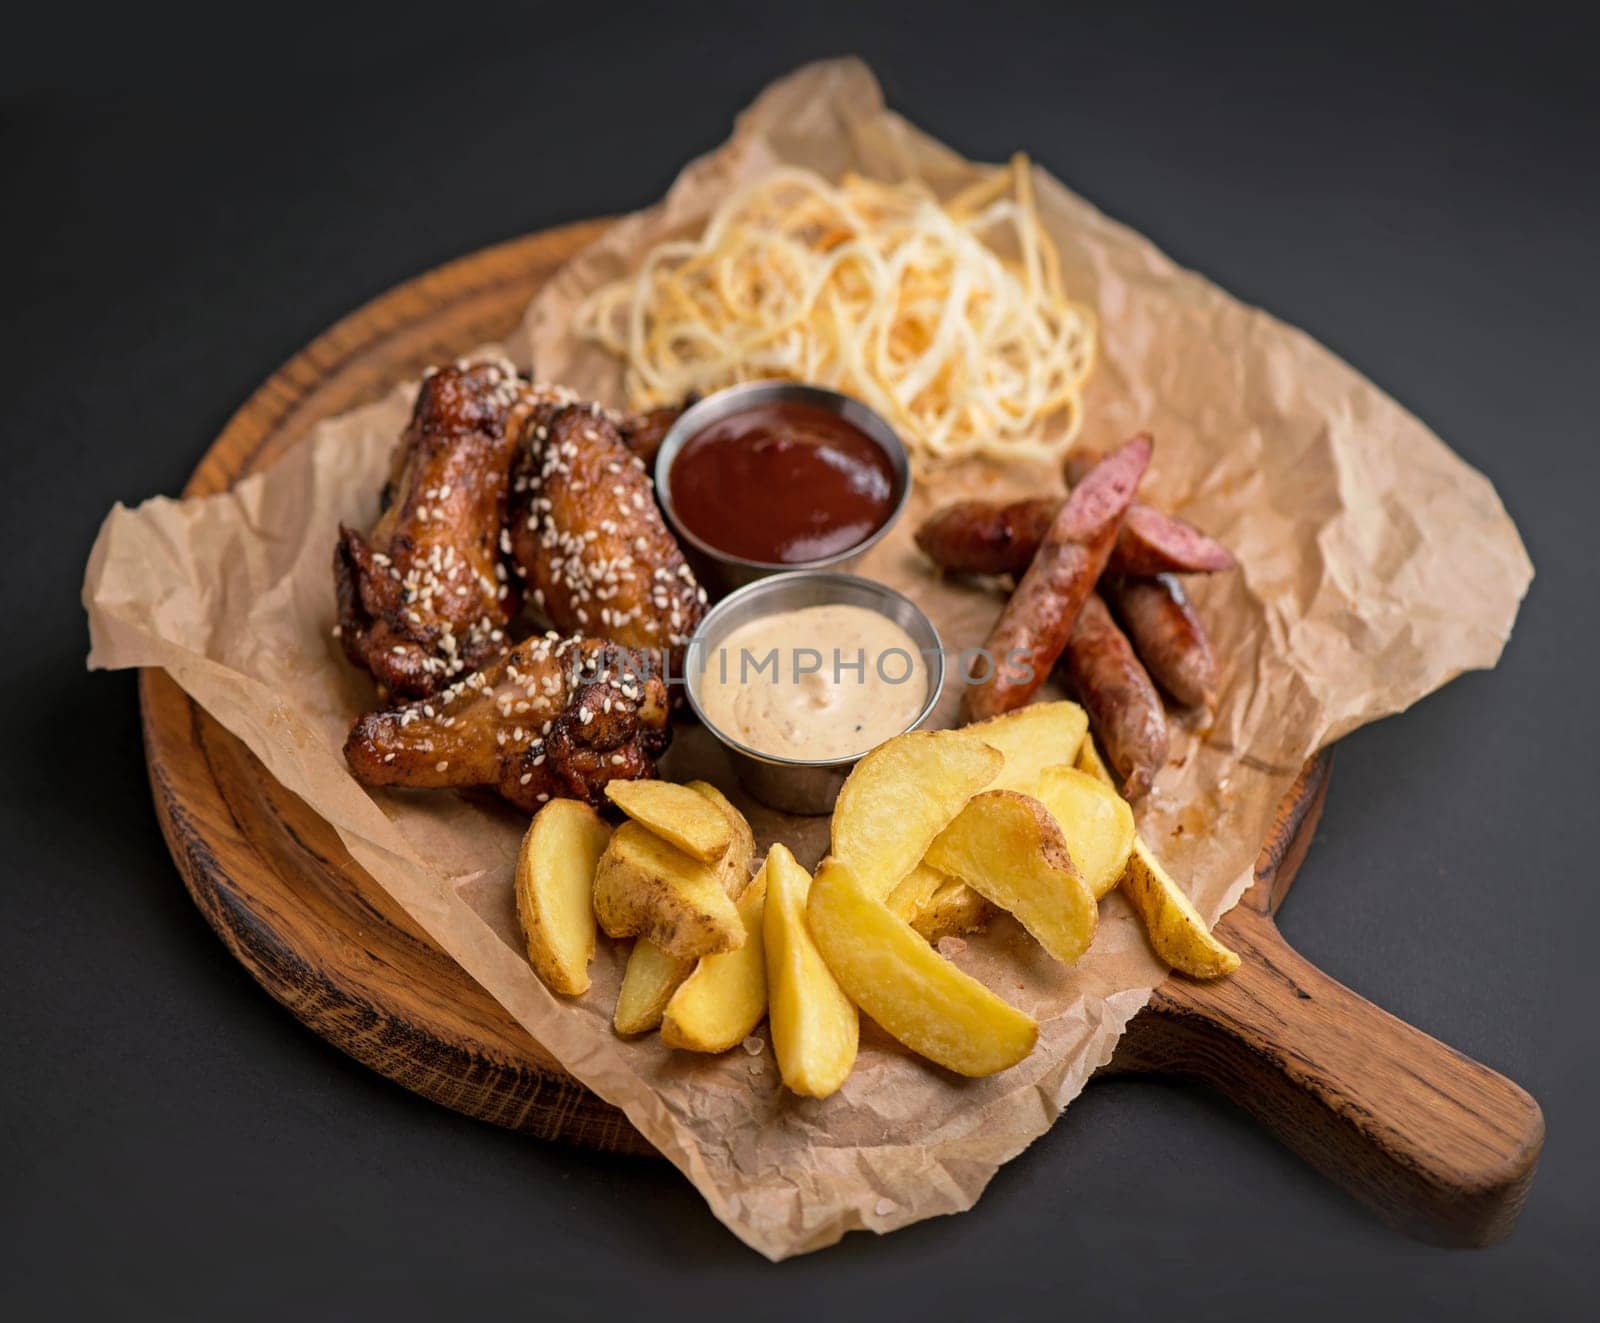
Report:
508,403,705,654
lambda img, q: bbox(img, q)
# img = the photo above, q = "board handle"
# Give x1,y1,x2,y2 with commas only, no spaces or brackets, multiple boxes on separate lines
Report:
1117,903,1544,1246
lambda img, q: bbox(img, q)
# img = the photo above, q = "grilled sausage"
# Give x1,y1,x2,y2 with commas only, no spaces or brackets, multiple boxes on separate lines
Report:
1107,503,1235,577
1062,593,1169,799
915,497,1058,578
963,436,1150,721
1064,452,1234,576
917,493,1233,580
1104,574,1219,709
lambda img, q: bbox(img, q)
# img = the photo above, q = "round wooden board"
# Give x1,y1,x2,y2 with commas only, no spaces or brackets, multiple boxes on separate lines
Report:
140,220,1542,1248
137,218,1322,1154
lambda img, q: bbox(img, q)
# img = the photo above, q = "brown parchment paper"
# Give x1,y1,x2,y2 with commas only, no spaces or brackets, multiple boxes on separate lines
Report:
82,59,1531,1260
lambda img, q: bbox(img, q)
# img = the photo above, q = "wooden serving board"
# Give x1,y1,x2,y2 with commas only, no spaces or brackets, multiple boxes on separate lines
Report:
140,220,1543,1247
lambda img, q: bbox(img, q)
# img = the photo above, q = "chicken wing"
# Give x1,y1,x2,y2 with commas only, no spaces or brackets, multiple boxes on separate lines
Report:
615,398,694,468
334,358,581,699
509,403,707,675
344,633,671,811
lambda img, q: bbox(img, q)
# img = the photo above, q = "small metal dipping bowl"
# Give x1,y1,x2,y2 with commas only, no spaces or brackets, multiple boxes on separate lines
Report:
684,571,944,815
654,380,912,597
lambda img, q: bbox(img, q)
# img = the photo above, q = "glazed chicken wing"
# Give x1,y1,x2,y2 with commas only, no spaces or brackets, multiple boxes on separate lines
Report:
344,634,671,811
615,398,694,468
509,403,707,673
334,358,579,699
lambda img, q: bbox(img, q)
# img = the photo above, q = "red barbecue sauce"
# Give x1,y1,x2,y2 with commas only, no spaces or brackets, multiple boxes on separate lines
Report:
669,400,898,564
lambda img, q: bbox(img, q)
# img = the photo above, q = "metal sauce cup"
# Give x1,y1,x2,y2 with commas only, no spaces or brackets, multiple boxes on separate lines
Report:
653,381,912,597
684,571,944,815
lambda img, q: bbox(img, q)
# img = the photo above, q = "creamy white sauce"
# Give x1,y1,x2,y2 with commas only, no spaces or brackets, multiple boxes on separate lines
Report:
697,603,929,761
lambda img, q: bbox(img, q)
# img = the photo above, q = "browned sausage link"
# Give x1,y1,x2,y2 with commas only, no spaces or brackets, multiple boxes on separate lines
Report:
914,497,1058,577
1062,593,1169,799
1064,451,1235,576
963,436,1150,721
1103,574,1219,709
918,493,1232,580
1112,504,1236,577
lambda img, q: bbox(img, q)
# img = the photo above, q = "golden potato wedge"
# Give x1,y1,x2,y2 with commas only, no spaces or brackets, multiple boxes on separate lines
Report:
687,779,755,897
967,700,1090,793
592,821,744,960
514,799,612,996
807,859,1037,1076
611,782,756,1034
1033,765,1135,900
830,730,1002,901
1075,733,1115,787
613,939,693,1036
662,871,769,1053
1075,736,1238,976
763,844,858,1097
925,790,1098,965
887,864,992,947
1121,836,1241,978
884,861,950,924
604,779,732,862
910,730,1126,956
908,879,995,944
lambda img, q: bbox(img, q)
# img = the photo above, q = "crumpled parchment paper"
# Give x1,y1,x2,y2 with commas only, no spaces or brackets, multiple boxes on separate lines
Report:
83,59,1531,1259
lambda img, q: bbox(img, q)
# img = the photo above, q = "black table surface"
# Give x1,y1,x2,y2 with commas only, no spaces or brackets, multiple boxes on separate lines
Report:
5,2,1596,1318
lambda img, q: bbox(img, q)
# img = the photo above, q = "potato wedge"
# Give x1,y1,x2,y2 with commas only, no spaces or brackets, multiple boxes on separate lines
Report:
1121,836,1241,978
925,790,1098,966
830,729,1002,901
763,844,858,1097
611,781,756,1034
613,939,694,1036
1075,737,1238,976
592,821,744,960
884,861,950,924
1075,733,1115,787
887,863,992,947
514,799,612,996
967,700,1090,793
662,871,769,1053
1033,765,1135,900
909,879,995,944
807,859,1037,1076
687,779,755,897
604,779,731,862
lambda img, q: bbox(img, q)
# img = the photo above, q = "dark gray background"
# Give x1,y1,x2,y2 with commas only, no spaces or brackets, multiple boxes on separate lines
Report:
4,2,1596,1318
